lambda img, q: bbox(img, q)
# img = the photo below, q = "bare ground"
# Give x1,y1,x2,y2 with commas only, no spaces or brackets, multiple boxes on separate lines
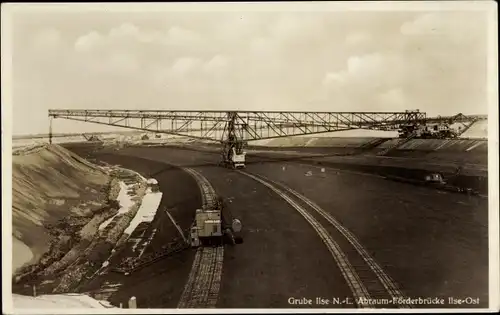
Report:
66,144,489,309
10,141,485,308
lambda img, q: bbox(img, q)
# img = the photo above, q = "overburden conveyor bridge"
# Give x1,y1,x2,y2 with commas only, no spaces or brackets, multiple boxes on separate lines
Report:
48,109,487,166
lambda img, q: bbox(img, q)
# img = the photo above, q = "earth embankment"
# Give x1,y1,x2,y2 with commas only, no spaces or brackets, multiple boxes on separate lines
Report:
12,144,111,274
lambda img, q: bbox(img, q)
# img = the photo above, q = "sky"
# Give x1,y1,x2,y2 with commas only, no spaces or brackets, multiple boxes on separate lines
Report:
3,3,495,136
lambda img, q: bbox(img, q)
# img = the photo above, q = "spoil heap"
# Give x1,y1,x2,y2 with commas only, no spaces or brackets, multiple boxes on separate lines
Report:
12,144,111,275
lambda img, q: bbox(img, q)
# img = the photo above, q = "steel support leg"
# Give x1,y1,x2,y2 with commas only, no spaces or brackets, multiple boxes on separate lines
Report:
220,112,238,167
49,117,53,144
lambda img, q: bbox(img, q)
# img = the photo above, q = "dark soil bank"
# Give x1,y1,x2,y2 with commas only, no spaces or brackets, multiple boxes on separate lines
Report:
139,143,488,196
251,154,488,195
72,151,201,308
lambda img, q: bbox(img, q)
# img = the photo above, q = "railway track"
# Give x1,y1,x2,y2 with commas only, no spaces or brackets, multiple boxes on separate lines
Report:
177,168,224,308
82,164,223,308
238,170,411,309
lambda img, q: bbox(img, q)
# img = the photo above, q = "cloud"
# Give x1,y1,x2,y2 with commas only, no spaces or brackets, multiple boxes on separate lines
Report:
322,72,346,87
378,88,406,107
74,23,203,53
320,52,417,111
109,22,140,38
72,23,206,81
171,57,202,76
167,26,202,46
11,10,491,135
203,55,229,73
323,53,392,91
347,53,384,78
74,31,102,53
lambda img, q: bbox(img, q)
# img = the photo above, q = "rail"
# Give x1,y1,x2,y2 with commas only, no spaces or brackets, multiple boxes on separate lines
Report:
177,168,224,308
239,170,411,309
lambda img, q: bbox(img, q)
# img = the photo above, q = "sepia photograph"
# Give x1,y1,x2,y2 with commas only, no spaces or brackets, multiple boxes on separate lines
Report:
1,1,498,313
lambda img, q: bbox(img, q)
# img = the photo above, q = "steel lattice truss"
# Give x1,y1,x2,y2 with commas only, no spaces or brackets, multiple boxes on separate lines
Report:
48,109,486,142
425,113,488,136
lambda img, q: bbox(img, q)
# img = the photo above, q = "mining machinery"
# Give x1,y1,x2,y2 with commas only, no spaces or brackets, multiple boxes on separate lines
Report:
219,112,247,169
48,109,487,168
